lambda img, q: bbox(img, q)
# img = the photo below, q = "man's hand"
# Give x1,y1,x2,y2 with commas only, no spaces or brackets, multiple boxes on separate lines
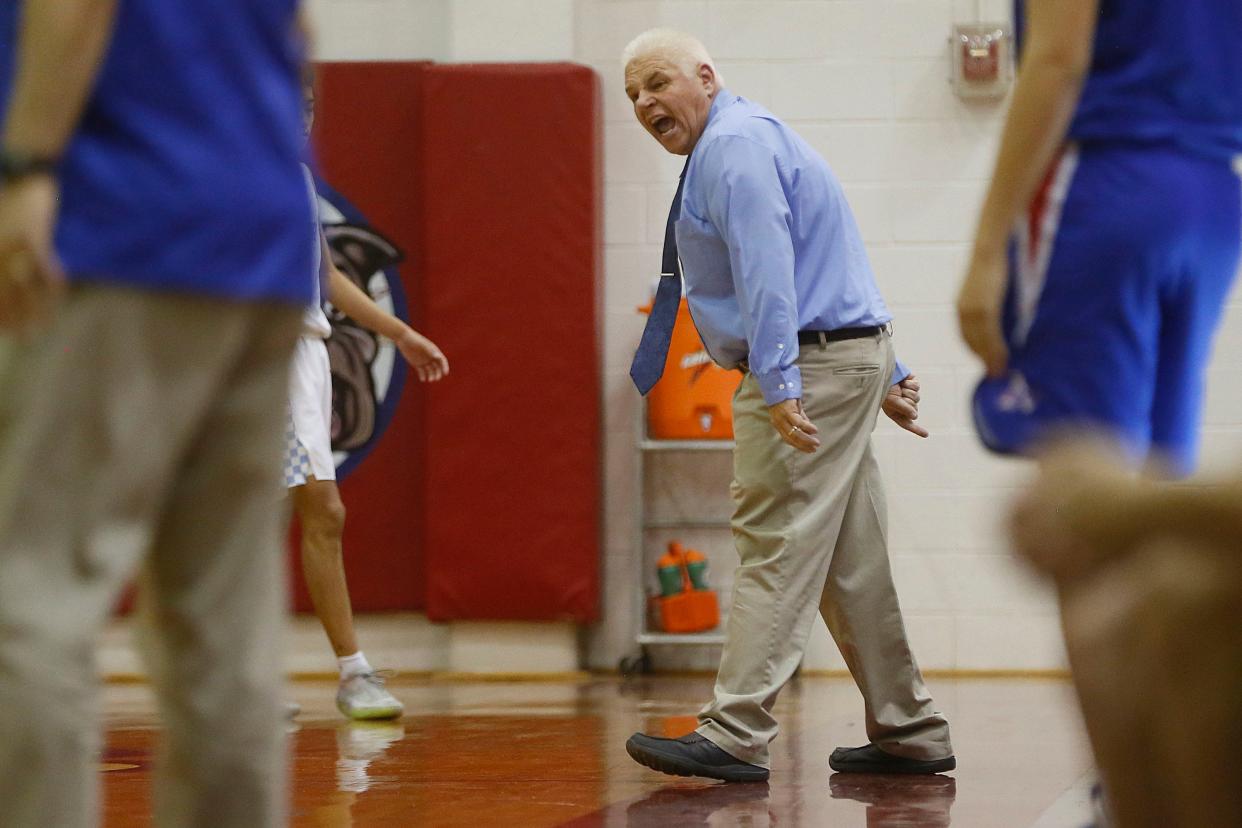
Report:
956,242,1010,378
883,373,928,438
396,328,449,382
0,175,64,334
768,398,820,453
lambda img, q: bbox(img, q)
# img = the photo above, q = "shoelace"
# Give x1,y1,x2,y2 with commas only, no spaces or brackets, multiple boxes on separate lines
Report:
358,669,398,687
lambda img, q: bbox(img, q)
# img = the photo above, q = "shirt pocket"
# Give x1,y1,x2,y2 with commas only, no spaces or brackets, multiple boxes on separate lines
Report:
833,365,880,376
833,363,881,390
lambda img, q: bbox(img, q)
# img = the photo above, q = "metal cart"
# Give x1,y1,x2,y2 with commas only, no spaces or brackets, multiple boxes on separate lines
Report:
620,400,734,676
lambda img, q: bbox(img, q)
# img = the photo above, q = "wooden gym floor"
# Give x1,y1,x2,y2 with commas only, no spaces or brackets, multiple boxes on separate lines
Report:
100,675,1093,827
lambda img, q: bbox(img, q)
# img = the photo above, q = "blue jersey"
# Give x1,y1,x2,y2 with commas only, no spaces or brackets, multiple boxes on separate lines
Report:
974,144,1241,475
1015,0,1242,162
0,1,315,305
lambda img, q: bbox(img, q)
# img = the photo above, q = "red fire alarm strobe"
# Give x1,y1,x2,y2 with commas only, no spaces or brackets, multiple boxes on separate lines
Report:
951,25,1013,100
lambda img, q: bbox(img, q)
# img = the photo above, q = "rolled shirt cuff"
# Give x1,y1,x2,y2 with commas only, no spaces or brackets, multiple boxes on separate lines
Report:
891,357,911,386
756,365,802,406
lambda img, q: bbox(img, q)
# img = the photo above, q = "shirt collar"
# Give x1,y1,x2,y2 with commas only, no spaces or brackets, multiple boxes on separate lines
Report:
685,90,739,171
706,88,738,127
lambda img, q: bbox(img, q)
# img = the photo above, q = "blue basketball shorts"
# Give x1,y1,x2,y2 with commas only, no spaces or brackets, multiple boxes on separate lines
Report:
973,143,1242,475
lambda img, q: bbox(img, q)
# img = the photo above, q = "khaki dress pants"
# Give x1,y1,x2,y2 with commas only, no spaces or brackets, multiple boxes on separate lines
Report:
697,331,953,768
0,285,299,827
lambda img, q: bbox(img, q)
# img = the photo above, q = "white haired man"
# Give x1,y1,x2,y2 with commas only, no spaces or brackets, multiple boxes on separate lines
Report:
624,29,954,782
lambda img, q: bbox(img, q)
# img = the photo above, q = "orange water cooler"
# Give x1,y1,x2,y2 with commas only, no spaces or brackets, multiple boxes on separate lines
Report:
640,299,742,439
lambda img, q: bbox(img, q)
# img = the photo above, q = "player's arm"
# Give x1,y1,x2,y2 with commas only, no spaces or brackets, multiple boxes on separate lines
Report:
0,0,119,333
324,253,450,383
327,265,406,343
956,0,1099,376
3,1,118,158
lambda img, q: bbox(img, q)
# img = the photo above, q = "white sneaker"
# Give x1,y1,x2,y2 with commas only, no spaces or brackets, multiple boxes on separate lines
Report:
336,671,404,720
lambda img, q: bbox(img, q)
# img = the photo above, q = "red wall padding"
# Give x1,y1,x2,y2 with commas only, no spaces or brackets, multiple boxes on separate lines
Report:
291,62,434,611
287,62,601,621
419,64,602,622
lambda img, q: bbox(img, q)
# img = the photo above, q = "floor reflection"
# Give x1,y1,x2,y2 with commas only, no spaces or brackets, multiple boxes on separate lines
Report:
296,721,408,826
829,773,957,828
335,721,406,794
624,782,772,827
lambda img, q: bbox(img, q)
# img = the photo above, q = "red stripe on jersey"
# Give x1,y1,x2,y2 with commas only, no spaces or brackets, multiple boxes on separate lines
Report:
1026,148,1065,268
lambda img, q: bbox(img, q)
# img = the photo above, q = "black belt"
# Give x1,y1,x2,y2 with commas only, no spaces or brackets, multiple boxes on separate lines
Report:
797,326,883,346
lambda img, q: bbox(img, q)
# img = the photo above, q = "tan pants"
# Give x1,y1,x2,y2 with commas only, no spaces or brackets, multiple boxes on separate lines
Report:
1061,537,1242,828
698,332,952,768
0,286,299,828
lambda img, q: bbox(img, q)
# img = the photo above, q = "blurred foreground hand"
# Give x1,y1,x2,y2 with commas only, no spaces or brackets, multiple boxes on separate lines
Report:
0,175,64,335
1009,437,1136,581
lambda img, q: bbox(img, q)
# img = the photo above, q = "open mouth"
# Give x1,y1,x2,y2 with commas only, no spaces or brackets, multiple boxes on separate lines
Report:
652,116,676,136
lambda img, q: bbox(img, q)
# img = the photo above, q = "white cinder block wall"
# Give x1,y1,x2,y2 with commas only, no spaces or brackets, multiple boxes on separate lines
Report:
307,0,1242,674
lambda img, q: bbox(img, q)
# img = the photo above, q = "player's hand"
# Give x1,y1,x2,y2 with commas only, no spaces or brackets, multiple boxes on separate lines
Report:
0,175,64,335
768,398,820,453
882,373,928,438
396,328,449,382
957,241,1009,378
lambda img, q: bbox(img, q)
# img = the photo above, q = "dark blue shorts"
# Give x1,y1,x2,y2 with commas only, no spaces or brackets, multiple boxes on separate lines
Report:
973,143,1242,475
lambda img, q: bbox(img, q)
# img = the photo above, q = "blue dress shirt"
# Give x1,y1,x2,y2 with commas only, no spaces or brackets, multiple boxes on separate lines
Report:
676,91,907,405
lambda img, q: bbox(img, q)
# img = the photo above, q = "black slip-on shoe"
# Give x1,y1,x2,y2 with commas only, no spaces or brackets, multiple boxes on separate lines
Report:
626,732,770,783
829,743,956,775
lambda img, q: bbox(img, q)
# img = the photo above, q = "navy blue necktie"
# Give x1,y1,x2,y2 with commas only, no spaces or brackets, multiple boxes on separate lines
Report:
630,164,688,395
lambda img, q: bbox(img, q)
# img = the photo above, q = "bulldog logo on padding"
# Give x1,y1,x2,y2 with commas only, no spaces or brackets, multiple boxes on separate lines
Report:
316,182,410,479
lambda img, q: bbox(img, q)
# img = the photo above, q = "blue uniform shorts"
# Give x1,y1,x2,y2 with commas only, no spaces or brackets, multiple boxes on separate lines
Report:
973,143,1242,475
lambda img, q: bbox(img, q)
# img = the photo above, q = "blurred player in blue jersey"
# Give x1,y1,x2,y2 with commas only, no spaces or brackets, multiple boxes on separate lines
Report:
959,4,1242,825
958,0,1242,476
0,2,312,825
